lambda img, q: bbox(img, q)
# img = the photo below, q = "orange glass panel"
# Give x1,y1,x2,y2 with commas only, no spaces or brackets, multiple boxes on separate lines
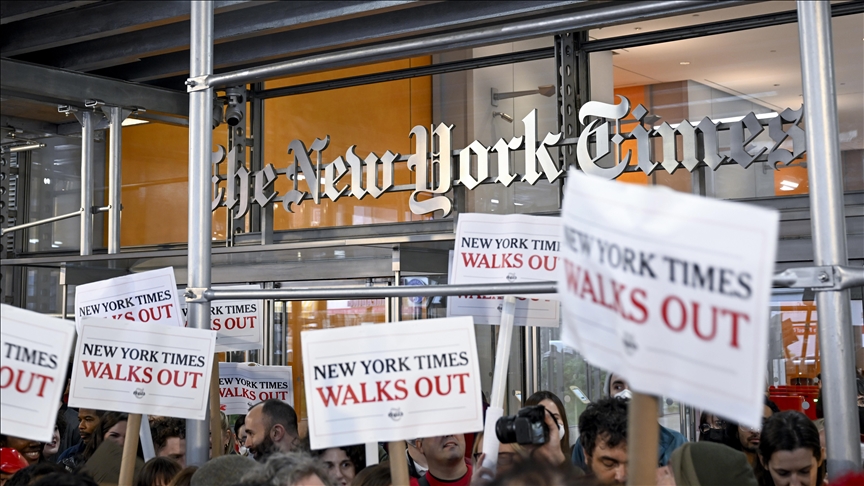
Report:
773,157,810,196
779,301,820,382
613,85,649,185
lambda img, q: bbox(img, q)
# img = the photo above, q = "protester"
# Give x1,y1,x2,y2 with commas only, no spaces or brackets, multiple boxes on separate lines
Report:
0,437,41,467
151,417,187,468
312,445,364,486
166,466,197,486
31,472,98,486
56,408,105,467
43,414,65,462
655,442,757,486
101,412,129,447
471,432,526,476
722,398,780,468
525,391,572,460
0,448,29,486
81,438,143,485
352,461,391,486
585,373,685,467
405,438,428,479
410,435,471,486
234,416,248,455
755,411,825,486
577,398,628,485
58,372,82,455
697,412,725,443
485,459,596,486
212,412,236,458
190,455,255,486
5,462,67,486
244,399,300,461
137,457,182,486
238,451,330,485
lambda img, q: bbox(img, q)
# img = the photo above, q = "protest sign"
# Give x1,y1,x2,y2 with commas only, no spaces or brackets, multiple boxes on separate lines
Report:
1,305,76,442
218,362,293,415
74,267,183,332
448,213,560,327
180,285,264,352
558,169,779,428
302,317,482,449
69,317,216,420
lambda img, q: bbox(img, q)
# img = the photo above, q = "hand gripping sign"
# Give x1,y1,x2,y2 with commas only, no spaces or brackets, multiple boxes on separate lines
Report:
180,285,264,352
219,362,293,415
302,317,482,450
1,305,76,442
69,317,216,420
74,267,183,332
448,213,561,327
557,169,779,429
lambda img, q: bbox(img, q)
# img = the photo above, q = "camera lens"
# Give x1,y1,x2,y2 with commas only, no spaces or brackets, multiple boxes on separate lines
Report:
495,415,518,444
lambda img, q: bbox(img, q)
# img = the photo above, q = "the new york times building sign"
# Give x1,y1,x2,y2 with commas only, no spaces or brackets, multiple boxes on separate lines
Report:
215,97,806,219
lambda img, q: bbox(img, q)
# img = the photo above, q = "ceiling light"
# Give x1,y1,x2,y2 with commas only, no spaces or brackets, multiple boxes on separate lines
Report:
491,199,499,204
779,180,799,191
121,118,149,127
679,61,690,65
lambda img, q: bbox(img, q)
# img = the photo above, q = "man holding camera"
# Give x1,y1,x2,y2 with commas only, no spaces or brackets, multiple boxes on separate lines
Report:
410,434,472,486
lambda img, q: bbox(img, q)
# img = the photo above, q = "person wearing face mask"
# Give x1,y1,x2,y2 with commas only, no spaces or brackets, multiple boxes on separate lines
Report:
755,411,825,486
571,372,686,470
525,391,572,460
234,415,248,456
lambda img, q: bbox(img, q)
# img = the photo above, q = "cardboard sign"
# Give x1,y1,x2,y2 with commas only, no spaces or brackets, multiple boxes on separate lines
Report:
219,362,293,415
180,285,264,352
302,317,482,449
1,305,76,442
448,214,561,327
558,169,778,428
74,268,183,332
69,317,216,420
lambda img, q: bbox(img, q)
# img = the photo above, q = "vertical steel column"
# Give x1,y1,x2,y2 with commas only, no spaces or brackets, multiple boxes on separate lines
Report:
186,0,214,468
79,111,93,256
797,1,860,478
107,106,122,254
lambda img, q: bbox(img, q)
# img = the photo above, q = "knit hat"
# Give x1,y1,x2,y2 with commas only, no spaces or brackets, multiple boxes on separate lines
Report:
190,455,256,486
670,442,757,486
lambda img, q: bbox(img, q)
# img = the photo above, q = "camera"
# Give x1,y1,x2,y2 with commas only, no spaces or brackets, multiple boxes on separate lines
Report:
495,405,548,445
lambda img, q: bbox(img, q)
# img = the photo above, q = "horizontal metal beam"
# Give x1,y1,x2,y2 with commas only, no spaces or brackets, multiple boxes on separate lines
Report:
0,114,80,138
253,47,555,100
0,0,252,56
93,0,588,83
201,281,559,302
1,58,188,116
23,1,423,72
199,0,746,89
0,1,97,25
581,0,864,53
0,210,82,236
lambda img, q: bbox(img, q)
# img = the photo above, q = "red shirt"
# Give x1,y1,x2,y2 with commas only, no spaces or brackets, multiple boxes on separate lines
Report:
409,464,473,486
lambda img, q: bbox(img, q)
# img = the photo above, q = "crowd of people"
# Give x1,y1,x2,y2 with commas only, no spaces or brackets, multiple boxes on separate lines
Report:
2,375,863,486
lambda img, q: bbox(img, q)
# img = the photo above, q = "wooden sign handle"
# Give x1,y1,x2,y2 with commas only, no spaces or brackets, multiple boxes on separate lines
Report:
626,392,659,486
388,440,409,485
118,413,142,486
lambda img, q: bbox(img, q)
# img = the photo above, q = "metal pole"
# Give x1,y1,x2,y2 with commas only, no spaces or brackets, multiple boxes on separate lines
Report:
79,111,93,256
107,106,122,254
0,210,82,235
186,0,214,468
797,1,860,478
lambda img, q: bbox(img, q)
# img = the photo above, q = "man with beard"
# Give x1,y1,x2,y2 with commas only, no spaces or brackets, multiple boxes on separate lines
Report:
151,417,187,467
578,398,629,485
245,399,299,461
410,434,471,486
723,398,780,467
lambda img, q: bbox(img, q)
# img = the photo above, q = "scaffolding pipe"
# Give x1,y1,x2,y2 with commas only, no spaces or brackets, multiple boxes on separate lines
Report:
201,0,744,89
186,0,214,468
0,210,82,236
79,111,93,256
797,0,860,478
107,105,122,255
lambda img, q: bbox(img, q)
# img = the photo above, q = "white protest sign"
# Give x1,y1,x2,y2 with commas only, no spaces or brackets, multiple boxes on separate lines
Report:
558,169,778,428
179,285,264,352
75,267,183,332
1,305,76,442
218,362,293,415
302,317,482,449
69,317,216,420
448,213,560,327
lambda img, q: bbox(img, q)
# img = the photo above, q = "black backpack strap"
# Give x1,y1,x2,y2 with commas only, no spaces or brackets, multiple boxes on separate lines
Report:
418,474,431,486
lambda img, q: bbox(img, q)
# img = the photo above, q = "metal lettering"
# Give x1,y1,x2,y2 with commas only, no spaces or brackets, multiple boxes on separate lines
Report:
253,164,278,208
522,109,563,184
225,145,250,219
407,124,453,217
576,96,632,179
458,140,489,190
768,106,806,168
491,136,521,187
366,151,397,198
323,156,349,202
728,112,767,169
